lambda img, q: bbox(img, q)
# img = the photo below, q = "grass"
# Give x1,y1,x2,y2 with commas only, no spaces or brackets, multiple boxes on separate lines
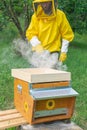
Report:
67,33,87,129
0,23,29,110
0,25,87,129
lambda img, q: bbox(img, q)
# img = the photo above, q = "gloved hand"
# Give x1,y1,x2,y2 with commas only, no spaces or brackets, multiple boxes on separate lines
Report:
32,44,44,53
30,36,44,53
59,39,69,62
59,52,67,62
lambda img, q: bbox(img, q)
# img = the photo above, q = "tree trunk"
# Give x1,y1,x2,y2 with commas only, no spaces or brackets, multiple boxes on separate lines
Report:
3,0,26,40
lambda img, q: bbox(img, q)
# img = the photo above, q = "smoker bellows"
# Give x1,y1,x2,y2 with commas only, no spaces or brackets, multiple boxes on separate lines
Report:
12,68,78,124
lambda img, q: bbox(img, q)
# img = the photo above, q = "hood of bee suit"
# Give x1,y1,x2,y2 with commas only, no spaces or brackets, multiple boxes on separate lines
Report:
33,0,57,19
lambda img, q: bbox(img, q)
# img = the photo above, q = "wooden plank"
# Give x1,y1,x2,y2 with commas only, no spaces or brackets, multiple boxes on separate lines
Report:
0,109,27,129
0,109,18,116
0,113,22,122
0,117,27,129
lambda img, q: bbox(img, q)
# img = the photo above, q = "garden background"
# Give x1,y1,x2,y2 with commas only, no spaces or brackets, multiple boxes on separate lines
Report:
0,0,87,129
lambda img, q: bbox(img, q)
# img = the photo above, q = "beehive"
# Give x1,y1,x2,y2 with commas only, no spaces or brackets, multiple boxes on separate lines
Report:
12,68,78,124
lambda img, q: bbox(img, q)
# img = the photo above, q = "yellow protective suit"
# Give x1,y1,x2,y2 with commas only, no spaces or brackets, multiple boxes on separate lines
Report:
26,8,74,53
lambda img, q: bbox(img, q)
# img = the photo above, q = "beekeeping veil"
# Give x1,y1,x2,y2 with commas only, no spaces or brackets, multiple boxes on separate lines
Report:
33,0,57,18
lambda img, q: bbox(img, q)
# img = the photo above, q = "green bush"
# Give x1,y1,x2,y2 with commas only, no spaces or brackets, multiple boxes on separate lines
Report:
58,0,87,33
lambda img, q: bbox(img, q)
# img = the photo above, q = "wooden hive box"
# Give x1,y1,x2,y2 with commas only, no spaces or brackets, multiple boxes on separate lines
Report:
12,68,78,124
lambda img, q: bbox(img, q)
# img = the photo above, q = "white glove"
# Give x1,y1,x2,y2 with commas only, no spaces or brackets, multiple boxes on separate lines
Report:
30,36,44,53
59,39,69,62
30,36,41,47
61,39,69,53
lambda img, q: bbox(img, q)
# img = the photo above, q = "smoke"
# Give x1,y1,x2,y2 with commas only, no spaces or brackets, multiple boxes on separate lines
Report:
13,38,67,71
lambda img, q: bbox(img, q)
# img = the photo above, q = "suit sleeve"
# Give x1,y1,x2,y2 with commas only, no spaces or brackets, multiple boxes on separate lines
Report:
26,14,39,41
60,12,74,42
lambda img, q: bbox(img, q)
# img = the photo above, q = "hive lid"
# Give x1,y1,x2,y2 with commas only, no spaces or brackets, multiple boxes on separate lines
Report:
12,68,71,83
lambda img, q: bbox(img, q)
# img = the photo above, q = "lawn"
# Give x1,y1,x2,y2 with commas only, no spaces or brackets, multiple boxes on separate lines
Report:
0,27,87,130
67,34,87,129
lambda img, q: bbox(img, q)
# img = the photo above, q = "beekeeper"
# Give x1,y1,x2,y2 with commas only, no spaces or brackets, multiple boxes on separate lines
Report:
26,0,74,63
